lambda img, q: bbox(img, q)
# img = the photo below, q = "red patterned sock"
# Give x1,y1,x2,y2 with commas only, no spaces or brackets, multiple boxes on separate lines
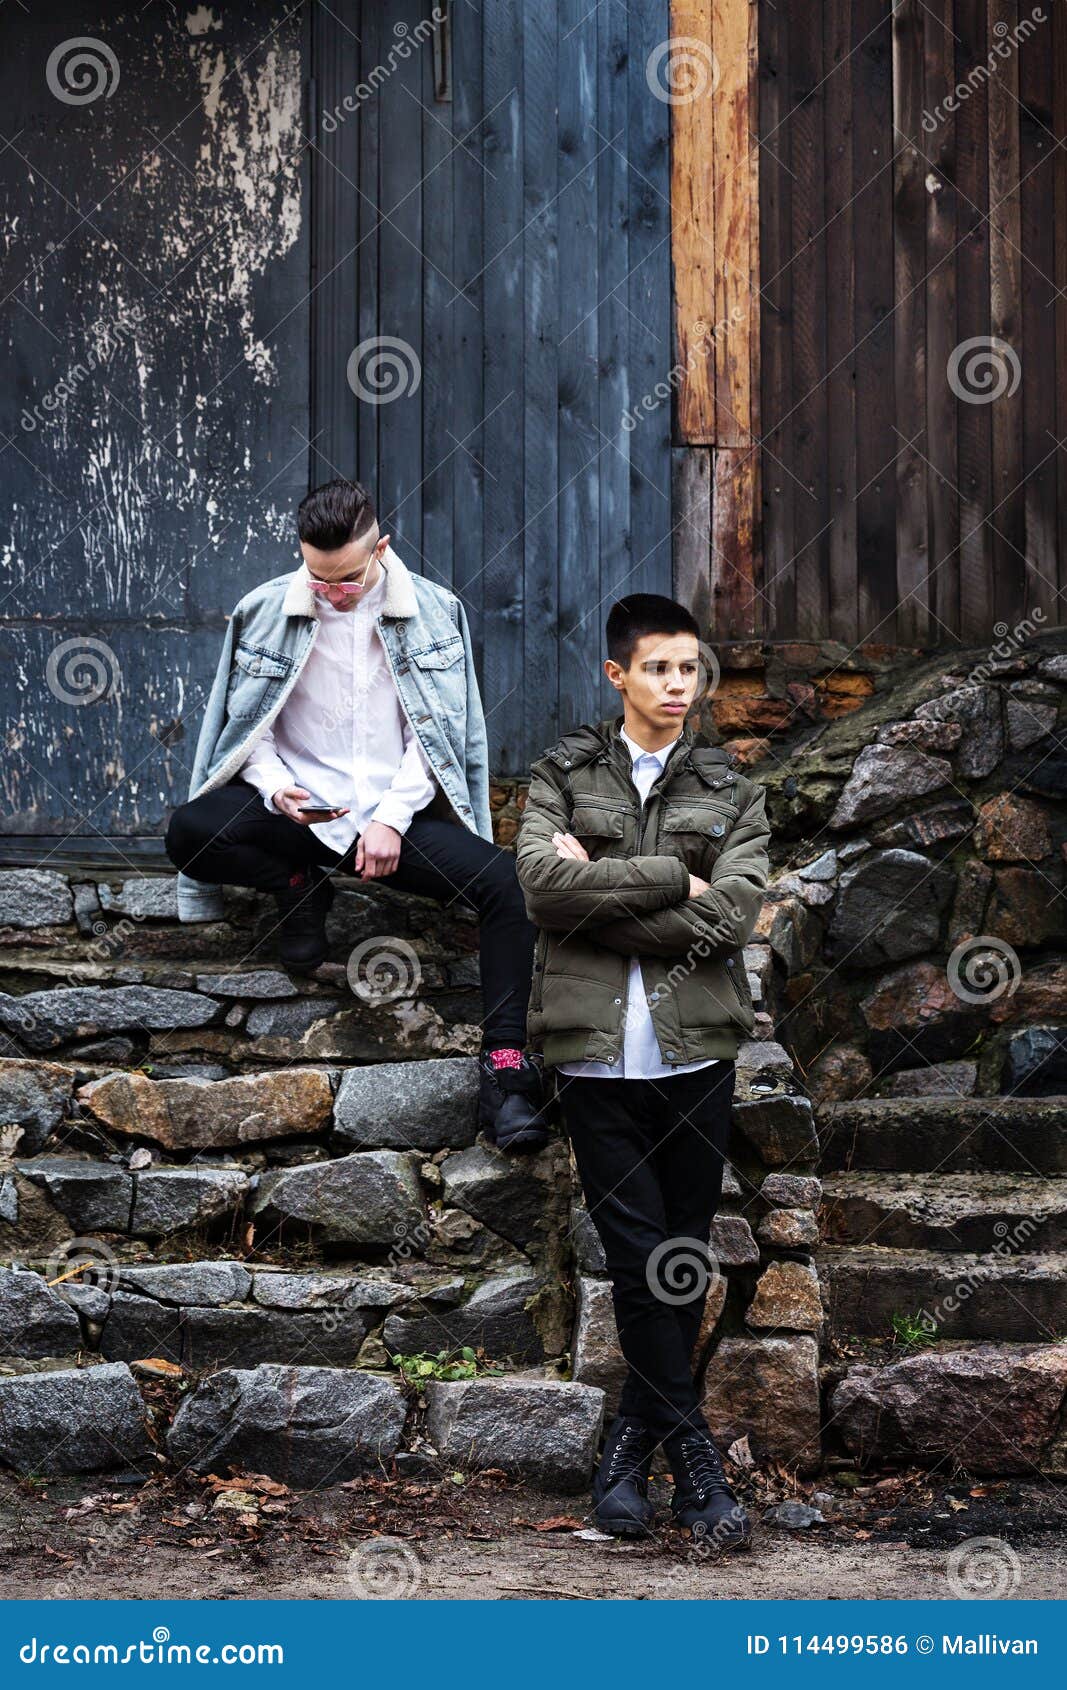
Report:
488,1047,524,1070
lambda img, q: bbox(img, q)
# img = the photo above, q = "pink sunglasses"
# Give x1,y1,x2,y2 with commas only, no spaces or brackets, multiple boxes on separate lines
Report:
307,578,363,596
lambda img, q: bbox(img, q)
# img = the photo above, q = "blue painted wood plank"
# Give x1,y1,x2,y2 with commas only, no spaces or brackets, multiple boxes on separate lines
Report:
420,5,456,593
481,0,526,772
596,0,634,718
626,0,674,596
377,0,426,567
521,0,561,757
449,0,487,665
557,0,602,739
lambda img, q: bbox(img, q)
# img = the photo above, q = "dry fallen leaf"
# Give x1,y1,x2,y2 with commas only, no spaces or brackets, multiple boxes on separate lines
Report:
206,1473,289,1497
530,1515,584,1532
727,1434,754,1469
131,1358,183,1380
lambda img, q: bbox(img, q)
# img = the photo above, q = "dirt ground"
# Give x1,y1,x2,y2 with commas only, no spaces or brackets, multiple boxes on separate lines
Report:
2,1466,1064,1602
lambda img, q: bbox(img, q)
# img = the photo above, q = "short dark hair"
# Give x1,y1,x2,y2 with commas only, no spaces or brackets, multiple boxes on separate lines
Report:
605,594,700,667
297,478,377,551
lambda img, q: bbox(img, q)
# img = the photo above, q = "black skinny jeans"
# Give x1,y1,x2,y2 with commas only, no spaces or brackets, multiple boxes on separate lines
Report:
165,780,535,1048
559,1063,735,1440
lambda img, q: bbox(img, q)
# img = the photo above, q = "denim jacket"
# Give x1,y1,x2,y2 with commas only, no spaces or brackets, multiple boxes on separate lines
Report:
176,548,492,922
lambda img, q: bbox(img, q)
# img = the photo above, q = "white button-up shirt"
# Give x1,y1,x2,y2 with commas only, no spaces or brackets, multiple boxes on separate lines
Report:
559,730,718,1081
239,563,436,855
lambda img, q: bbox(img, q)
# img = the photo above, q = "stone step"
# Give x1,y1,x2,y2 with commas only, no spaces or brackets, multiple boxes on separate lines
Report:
818,1244,1067,1342
5,1133,568,1272
828,1341,1067,1475
0,1357,604,1488
816,1095,1067,1175
0,867,484,1069
0,1261,557,1373
1,1052,484,1157
820,1171,1067,1253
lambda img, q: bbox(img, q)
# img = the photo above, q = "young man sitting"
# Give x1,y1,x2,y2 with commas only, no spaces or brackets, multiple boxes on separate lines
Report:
166,477,547,1152
516,594,770,1544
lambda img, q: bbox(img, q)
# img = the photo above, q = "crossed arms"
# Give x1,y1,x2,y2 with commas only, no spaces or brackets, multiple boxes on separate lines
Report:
515,767,771,960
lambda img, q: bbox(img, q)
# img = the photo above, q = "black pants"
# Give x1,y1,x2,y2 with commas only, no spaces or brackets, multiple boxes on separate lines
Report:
559,1064,735,1440
165,780,535,1048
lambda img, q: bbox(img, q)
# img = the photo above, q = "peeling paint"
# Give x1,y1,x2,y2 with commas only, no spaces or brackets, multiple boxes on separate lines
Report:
186,6,223,35
1,5,308,834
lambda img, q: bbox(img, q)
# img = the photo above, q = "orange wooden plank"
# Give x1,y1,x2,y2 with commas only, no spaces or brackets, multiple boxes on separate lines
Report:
670,0,718,442
711,0,754,446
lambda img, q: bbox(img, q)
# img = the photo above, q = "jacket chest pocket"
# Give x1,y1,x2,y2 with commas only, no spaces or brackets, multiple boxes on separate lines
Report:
404,632,466,704
569,799,631,859
659,795,737,871
407,633,465,672
226,643,292,721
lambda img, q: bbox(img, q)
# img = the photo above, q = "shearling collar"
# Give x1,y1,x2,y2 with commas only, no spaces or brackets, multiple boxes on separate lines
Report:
280,545,420,620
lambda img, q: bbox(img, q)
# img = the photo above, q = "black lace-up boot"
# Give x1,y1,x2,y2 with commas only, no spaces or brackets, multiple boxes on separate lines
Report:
478,1048,551,1153
591,1415,657,1537
666,1427,751,1549
272,866,334,973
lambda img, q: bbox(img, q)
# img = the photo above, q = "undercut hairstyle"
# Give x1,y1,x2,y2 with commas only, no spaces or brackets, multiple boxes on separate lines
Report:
297,479,377,552
605,594,700,668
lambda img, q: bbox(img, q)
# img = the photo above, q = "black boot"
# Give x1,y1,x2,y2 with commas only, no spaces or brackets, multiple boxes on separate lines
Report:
666,1427,751,1549
478,1049,550,1153
272,867,334,973
592,1415,656,1537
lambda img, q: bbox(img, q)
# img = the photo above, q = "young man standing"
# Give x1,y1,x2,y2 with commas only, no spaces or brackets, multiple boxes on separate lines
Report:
516,595,770,1544
166,478,547,1152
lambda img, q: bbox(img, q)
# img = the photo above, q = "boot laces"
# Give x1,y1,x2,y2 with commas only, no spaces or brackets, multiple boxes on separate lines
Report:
606,1423,651,1487
679,1434,731,1501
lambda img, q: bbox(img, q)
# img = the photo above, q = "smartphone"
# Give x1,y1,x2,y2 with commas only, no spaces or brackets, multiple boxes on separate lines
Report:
298,798,346,817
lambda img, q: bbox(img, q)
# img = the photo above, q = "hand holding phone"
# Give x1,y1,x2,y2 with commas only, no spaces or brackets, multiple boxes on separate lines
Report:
272,786,349,825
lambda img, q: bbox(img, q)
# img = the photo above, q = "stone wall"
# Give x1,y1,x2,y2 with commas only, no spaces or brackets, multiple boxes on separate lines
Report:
743,631,1067,1103
0,847,822,1481
1,625,1064,1486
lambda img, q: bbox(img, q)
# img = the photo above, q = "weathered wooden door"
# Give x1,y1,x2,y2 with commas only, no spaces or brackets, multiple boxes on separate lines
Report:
309,0,675,773
0,3,311,844
0,1,673,846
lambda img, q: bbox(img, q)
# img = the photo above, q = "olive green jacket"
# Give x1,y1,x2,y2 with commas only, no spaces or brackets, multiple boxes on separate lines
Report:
515,718,771,1069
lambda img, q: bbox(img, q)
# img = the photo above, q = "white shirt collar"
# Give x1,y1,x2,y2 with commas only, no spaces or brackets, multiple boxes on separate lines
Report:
620,728,680,770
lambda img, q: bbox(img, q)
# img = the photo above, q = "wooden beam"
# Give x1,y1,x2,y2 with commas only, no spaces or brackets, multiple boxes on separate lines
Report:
670,0,756,447
670,0,718,441
673,447,713,629
711,0,754,447
670,0,761,633
712,446,760,635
